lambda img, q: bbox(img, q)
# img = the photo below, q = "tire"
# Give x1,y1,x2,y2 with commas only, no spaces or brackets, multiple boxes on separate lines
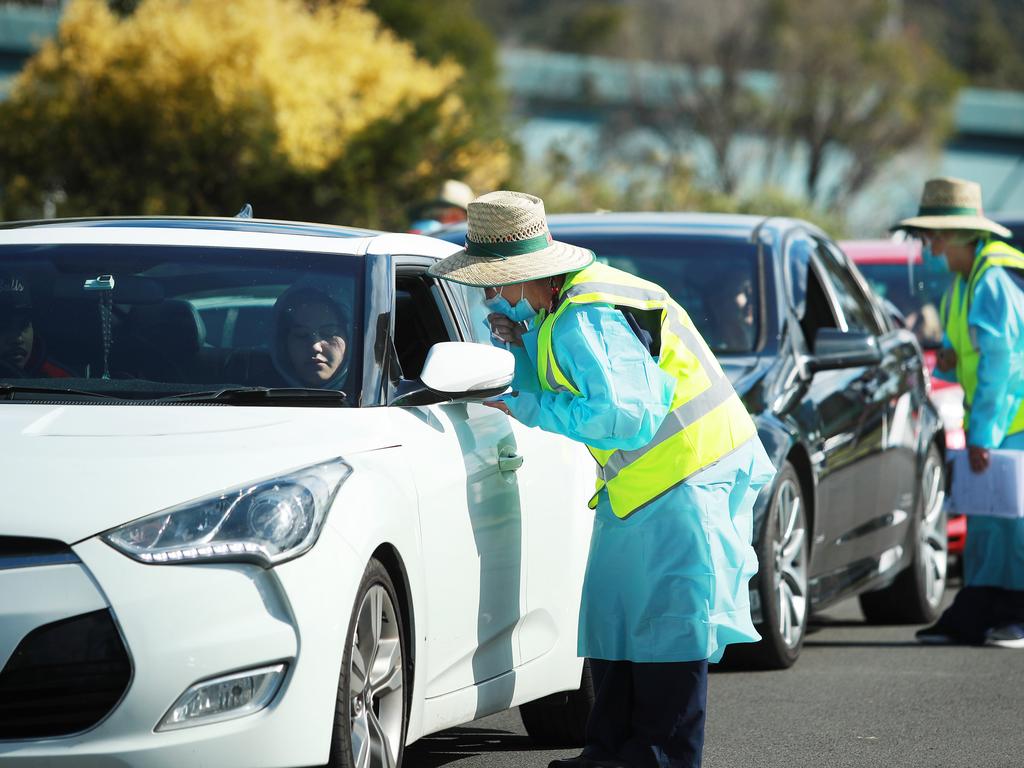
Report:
519,659,594,747
727,461,810,670
859,444,948,624
329,559,408,768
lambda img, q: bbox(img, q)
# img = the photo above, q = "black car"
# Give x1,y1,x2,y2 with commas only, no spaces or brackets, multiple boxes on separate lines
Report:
439,213,947,669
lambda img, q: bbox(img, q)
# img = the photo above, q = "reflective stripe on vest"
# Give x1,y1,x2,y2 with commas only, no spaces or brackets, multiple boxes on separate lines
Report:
537,262,756,519
941,240,1024,436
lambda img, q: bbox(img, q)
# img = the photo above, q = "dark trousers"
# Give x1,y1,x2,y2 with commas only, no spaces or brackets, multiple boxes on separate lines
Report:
583,658,708,768
934,586,1024,644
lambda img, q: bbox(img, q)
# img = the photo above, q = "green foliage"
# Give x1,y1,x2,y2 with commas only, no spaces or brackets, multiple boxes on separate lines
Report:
0,0,509,225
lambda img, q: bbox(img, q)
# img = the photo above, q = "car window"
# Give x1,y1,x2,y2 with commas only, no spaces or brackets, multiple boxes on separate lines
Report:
546,234,762,354
814,239,882,335
393,270,459,380
0,244,362,400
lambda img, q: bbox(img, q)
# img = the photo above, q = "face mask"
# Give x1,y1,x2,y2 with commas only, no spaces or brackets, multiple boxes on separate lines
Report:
484,284,537,324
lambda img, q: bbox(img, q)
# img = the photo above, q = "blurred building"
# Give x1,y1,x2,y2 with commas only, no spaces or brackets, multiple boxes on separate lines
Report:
500,48,1024,234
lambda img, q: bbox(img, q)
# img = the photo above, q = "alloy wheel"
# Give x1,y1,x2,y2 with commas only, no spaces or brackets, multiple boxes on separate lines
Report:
772,478,809,649
349,584,404,768
918,450,948,610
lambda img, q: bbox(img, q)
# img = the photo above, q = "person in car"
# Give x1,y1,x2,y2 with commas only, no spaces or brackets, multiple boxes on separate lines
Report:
0,272,74,378
271,282,350,390
408,179,474,235
894,177,1024,650
428,190,776,768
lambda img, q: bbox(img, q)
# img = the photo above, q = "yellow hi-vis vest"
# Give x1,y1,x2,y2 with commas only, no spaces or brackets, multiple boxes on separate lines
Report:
940,240,1024,436
536,262,757,519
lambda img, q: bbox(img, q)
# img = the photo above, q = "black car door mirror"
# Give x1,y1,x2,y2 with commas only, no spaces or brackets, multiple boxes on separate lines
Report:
808,328,881,372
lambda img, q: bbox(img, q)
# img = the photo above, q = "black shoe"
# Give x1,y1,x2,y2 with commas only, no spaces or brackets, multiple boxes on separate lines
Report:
915,624,957,645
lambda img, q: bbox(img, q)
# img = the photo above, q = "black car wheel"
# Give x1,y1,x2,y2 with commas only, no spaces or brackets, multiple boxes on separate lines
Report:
859,444,947,624
729,461,809,669
519,659,594,746
329,559,408,768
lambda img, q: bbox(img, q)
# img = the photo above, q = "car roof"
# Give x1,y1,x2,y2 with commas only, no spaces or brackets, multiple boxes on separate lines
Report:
438,211,819,242
0,217,461,259
840,238,923,265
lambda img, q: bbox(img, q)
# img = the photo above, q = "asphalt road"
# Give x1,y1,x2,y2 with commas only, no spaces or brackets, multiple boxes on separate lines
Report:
405,584,1024,768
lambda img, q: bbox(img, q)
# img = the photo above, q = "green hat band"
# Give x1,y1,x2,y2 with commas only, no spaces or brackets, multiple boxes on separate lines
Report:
917,205,981,217
465,232,552,259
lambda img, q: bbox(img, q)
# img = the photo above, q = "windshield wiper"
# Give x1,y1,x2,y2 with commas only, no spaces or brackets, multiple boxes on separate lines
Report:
156,386,349,406
0,384,119,400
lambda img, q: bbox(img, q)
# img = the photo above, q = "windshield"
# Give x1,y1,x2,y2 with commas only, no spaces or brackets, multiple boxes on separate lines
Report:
552,234,763,354
0,244,363,401
857,262,949,349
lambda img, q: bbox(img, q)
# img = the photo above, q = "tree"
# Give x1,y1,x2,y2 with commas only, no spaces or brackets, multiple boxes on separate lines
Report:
767,0,962,208
0,0,510,226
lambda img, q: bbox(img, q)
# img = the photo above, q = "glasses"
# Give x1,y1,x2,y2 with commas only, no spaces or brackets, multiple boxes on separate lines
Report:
288,324,344,343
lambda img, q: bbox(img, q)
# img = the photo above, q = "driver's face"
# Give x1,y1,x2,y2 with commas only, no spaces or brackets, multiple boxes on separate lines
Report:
0,312,32,370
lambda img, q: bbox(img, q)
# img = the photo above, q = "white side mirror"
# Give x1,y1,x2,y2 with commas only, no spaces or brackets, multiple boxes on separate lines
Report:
419,342,514,398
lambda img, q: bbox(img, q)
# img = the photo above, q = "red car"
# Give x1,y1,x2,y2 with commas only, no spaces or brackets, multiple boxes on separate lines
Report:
842,239,967,555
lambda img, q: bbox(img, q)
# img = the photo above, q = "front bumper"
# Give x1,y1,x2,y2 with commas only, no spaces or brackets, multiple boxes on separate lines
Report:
0,527,363,768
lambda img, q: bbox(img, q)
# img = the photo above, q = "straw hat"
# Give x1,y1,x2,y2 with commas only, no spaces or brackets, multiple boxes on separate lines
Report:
427,191,595,286
894,177,1011,238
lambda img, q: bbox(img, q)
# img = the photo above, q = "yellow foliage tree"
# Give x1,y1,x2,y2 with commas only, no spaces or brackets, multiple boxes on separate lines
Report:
0,0,509,226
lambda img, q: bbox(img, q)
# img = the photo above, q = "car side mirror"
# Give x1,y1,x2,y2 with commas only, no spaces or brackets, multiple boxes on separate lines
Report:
388,341,513,406
808,328,881,372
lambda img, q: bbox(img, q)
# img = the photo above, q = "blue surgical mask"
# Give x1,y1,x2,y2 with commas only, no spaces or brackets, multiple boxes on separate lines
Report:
484,284,537,324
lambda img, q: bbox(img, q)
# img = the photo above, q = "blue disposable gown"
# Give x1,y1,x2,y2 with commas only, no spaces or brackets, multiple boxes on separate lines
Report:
504,302,776,662
961,265,1024,590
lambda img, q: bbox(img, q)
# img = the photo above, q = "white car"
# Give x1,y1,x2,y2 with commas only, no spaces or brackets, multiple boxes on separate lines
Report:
0,218,597,767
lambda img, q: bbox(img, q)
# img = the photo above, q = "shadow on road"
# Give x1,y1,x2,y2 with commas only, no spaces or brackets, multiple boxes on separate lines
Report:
802,639,921,648
405,725,552,767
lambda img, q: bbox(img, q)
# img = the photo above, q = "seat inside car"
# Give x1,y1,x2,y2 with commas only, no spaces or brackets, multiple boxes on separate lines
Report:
123,299,212,382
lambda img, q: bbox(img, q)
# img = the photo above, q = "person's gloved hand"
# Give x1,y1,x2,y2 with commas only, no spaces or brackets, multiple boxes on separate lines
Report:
936,347,957,372
969,444,991,474
487,313,527,348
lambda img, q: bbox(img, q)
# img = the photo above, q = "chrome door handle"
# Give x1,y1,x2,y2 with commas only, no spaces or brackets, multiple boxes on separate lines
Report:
498,449,524,472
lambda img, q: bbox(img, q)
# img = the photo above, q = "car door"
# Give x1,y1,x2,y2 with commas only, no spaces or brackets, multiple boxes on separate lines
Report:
786,232,881,590
807,236,903,584
387,262,526,699
450,283,596,674
819,238,924,565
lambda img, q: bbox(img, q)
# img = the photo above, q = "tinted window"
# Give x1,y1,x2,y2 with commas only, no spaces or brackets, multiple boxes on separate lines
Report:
0,245,363,401
856,261,948,348
551,234,761,354
814,240,882,335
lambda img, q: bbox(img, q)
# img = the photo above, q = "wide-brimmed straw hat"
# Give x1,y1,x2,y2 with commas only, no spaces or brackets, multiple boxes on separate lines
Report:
893,177,1011,238
427,191,595,286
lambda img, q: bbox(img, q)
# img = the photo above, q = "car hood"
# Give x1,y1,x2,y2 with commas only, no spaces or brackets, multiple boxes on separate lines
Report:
0,405,395,542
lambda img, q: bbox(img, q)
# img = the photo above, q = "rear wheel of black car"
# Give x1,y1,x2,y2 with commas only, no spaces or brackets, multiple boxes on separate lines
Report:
729,461,809,669
519,660,594,746
859,444,947,624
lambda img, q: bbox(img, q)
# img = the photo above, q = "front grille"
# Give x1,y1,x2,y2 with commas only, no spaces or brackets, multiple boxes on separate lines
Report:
0,610,131,739
0,537,79,571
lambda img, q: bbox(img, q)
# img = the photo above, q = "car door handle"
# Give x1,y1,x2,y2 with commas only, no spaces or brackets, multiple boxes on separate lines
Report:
497,448,524,472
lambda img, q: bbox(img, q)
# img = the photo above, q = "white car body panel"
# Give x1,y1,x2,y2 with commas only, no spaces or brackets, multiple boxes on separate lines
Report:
0,223,596,766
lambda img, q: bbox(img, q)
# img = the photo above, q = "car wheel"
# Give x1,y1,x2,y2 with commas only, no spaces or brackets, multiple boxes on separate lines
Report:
859,444,947,624
329,558,408,768
729,461,809,669
519,659,594,747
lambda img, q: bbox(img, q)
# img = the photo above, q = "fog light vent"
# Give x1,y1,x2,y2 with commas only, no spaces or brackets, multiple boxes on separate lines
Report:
156,663,286,731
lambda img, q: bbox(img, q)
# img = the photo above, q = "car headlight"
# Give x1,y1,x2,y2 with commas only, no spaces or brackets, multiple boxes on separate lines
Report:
103,458,351,567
